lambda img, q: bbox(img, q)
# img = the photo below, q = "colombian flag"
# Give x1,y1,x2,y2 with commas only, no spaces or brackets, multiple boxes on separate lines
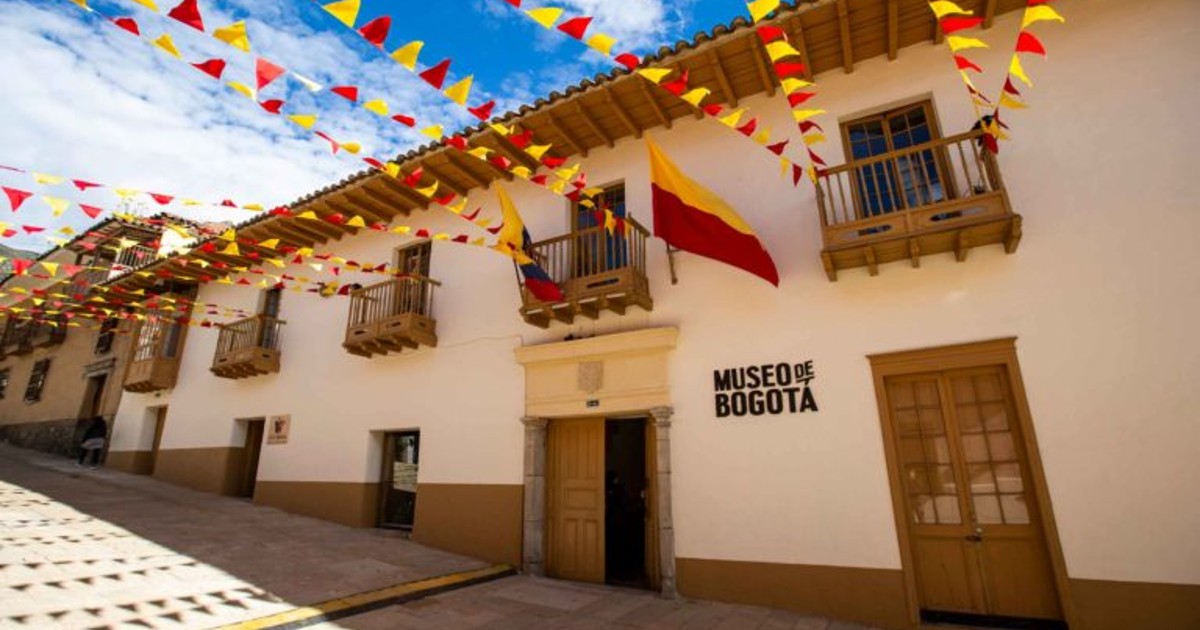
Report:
493,184,565,302
647,138,779,286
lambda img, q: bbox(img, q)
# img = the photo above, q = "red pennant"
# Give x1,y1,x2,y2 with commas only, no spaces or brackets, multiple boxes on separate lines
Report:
403,167,423,187
363,157,384,170
529,174,549,185
191,58,226,80
736,117,758,136
415,229,431,239
331,85,359,102
1002,77,1022,96
149,193,174,205
614,53,640,70
166,0,204,31
453,235,469,244
808,149,827,166
556,16,592,39
392,114,416,126
220,199,237,207
21,225,44,234
463,207,481,221
489,155,512,170
774,61,807,77
270,206,292,216
255,58,286,89
358,16,391,47
792,164,805,186
756,25,785,44
1015,31,1047,56
940,16,983,34
259,99,285,114
506,0,521,6
325,213,346,225
314,131,340,154
444,135,469,150
112,17,140,36
11,259,33,275
798,120,824,134
702,103,725,117
954,55,983,73
766,140,790,156
508,129,534,149
787,91,817,107
542,156,567,168
435,194,457,206
419,59,452,89
468,100,496,120
487,223,503,235
661,71,689,97
2,187,32,211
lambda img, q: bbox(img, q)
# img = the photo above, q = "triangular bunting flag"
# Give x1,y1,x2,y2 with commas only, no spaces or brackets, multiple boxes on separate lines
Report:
255,58,286,89
391,41,423,70
321,0,361,28
166,0,204,31
358,16,391,47
419,59,451,89
212,21,250,52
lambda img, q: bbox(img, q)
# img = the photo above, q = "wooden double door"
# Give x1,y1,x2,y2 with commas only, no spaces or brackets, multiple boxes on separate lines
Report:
883,366,1064,627
545,417,659,589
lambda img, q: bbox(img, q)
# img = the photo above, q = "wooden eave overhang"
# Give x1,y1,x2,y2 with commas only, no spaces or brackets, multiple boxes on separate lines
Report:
100,0,1027,299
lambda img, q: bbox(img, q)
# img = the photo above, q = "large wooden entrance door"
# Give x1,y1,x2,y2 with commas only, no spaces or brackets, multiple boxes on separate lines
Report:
884,367,1063,625
546,418,605,583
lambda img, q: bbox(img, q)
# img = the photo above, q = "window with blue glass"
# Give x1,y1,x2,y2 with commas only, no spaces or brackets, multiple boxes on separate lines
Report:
572,182,628,277
843,101,950,218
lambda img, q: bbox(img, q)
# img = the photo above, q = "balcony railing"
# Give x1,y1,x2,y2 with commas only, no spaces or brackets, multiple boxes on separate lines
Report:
815,130,1022,280
343,276,439,358
2,321,35,356
211,315,284,379
517,217,653,327
124,313,188,393
29,316,67,348
114,244,159,271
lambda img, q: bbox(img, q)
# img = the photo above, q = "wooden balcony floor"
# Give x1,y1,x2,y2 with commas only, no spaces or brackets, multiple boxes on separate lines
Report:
520,269,653,328
211,347,281,380
343,313,438,358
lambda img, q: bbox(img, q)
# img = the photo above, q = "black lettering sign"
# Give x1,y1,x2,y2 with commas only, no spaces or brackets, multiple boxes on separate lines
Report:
712,359,819,418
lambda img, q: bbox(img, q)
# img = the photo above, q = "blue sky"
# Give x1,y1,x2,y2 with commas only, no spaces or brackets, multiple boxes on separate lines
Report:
0,0,749,253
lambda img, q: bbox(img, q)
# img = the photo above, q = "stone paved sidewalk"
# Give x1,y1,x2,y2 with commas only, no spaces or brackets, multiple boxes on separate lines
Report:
0,444,881,630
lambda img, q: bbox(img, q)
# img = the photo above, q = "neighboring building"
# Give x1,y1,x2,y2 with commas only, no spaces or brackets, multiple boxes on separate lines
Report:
81,0,1200,628
0,214,210,456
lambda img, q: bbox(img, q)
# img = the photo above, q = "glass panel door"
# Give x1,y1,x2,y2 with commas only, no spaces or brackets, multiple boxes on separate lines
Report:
380,432,420,529
843,102,948,218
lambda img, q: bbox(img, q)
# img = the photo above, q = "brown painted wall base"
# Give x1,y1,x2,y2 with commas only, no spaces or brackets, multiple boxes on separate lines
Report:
1069,578,1200,630
254,481,379,528
412,483,523,567
153,447,245,496
676,557,909,629
106,450,154,476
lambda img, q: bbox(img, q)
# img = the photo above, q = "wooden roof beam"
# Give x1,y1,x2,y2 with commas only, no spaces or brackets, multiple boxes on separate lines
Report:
603,88,641,139
787,17,815,80
574,101,613,149
887,0,899,61
330,193,389,225
543,111,588,157
358,186,417,217
269,220,327,247
290,213,350,241
435,153,491,190
708,49,738,107
421,165,467,197
636,77,671,130
487,130,543,170
749,35,778,96
837,0,854,73
983,0,999,29
446,147,510,185
378,175,436,210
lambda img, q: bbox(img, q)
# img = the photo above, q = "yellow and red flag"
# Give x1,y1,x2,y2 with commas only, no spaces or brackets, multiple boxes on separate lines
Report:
647,138,778,286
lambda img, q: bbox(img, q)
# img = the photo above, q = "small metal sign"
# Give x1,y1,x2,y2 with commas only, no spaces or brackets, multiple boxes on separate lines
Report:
267,414,290,445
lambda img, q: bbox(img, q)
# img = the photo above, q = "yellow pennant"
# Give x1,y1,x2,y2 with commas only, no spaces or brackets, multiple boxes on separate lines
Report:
340,142,362,154
780,157,790,178
346,215,367,228
69,0,89,8
153,34,182,58
792,109,826,121
217,277,233,285
383,162,401,178
526,144,552,160
581,187,605,198
295,211,319,220
747,0,780,22
1023,5,1065,29
43,196,70,217
421,125,444,140
999,92,1027,110
391,41,424,70
59,225,76,236
287,114,317,129
467,147,492,160
511,166,532,179
41,262,59,277
781,77,813,94
636,68,673,84
489,123,514,136
243,203,264,211
182,199,203,206
433,233,451,241
586,33,617,56
33,172,64,185
928,0,971,19
220,242,240,256
131,0,158,10
444,75,474,105
227,81,257,99
1009,55,1032,86
219,228,236,241
681,87,710,107
114,189,139,200
765,40,802,62
446,198,467,213
555,164,581,180
416,182,439,197
470,237,486,247
752,128,771,145
579,199,595,208
322,0,361,27
946,36,988,52
548,179,567,194
526,7,564,28
391,226,411,234
719,108,747,127
363,99,389,116
803,133,827,146
212,21,250,52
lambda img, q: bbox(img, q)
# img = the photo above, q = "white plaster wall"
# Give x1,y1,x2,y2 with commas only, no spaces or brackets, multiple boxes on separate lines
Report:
111,0,1200,587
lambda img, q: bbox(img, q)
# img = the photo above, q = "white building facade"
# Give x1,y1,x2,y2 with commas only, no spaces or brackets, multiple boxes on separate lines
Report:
107,1,1200,628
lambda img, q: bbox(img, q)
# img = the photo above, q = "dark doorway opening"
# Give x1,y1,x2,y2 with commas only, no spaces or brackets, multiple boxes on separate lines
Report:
238,419,265,498
379,432,420,529
605,419,647,588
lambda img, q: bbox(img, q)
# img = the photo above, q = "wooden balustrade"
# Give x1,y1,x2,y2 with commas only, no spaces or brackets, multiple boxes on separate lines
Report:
124,311,189,393
211,315,285,379
114,245,159,271
343,275,439,358
815,130,1022,280
518,217,653,328
29,316,67,348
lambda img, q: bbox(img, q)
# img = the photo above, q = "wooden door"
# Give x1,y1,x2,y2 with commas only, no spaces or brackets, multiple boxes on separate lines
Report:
241,419,265,499
885,368,1062,621
149,406,167,476
643,420,660,590
378,432,420,529
546,418,605,583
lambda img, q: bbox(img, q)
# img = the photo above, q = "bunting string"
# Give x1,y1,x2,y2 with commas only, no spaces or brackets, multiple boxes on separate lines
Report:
987,0,1065,147
927,1,997,151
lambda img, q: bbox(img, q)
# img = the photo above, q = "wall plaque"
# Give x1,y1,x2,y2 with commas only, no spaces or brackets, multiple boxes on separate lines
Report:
267,414,290,444
713,361,818,418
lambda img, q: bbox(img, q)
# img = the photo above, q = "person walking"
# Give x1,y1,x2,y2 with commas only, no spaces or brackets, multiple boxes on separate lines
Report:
77,416,108,469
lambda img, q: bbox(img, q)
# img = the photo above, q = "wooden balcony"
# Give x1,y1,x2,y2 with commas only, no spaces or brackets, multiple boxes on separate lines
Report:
211,315,284,379
124,316,188,393
815,130,1022,281
518,218,653,328
343,276,439,358
29,317,67,348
